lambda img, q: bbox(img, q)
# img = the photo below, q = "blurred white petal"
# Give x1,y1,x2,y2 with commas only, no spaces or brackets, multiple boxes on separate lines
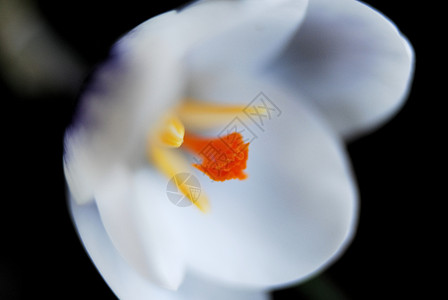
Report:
178,81,358,289
70,191,268,300
92,166,186,290
186,0,308,98
63,12,186,204
177,272,268,300
266,0,414,138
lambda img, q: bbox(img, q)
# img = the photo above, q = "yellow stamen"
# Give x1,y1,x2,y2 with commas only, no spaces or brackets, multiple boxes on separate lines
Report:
175,99,266,130
148,138,210,213
155,115,185,148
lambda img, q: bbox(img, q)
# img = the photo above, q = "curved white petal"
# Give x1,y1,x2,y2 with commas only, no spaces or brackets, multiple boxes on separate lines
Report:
93,166,186,290
63,11,185,204
179,82,358,289
69,194,268,300
186,0,308,97
266,0,415,138
178,272,269,300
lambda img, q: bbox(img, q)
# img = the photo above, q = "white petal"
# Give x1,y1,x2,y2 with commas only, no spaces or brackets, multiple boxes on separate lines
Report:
63,11,185,204
186,0,308,97
69,195,268,300
69,196,169,300
93,166,186,290
266,0,415,138
179,83,358,289
178,272,269,300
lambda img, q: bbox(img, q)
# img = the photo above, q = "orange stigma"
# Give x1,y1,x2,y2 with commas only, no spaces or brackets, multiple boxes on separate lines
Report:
182,132,249,182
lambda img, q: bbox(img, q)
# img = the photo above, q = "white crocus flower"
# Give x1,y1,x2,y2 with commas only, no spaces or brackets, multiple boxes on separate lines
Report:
64,0,414,299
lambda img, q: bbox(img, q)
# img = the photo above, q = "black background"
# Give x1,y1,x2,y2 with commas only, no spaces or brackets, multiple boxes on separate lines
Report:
1,1,434,299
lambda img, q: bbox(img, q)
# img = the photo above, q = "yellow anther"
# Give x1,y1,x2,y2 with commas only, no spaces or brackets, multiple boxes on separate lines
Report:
157,115,185,148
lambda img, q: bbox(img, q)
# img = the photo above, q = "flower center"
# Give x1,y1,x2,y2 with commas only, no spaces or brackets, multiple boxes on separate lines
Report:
147,100,254,212
182,132,249,181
